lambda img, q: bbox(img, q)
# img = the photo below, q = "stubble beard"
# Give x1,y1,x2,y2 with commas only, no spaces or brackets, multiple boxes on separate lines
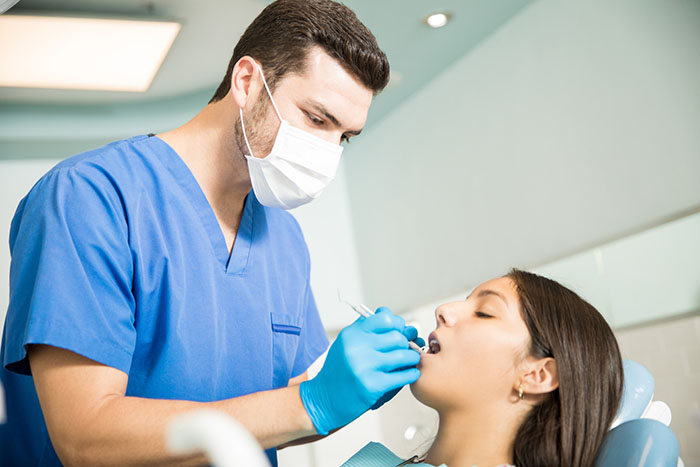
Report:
233,94,276,165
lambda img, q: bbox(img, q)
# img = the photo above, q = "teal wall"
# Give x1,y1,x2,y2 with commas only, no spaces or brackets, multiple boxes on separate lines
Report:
342,0,700,312
0,88,212,159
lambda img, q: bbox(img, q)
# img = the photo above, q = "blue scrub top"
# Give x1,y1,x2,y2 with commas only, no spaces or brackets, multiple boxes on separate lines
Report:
0,134,329,466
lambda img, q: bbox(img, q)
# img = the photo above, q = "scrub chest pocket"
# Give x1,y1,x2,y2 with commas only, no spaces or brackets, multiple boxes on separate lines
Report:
270,312,302,387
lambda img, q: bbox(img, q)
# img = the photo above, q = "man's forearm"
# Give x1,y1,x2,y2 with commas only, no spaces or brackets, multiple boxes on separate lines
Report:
214,383,318,449
29,343,318,466
55,384,316,466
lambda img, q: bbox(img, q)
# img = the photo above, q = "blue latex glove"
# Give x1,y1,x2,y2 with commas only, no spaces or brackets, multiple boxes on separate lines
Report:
299,307,421,435
370,323,425,411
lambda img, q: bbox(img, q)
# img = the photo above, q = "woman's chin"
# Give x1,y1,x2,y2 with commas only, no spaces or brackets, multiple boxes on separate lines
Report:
409,379,423,401
409,373,435,407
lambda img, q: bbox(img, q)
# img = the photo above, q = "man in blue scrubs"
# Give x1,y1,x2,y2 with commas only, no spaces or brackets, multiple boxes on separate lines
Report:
0,1,424,465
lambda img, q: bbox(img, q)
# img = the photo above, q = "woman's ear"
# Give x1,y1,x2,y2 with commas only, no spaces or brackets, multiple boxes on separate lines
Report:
230,56,259,111
520,357,559,396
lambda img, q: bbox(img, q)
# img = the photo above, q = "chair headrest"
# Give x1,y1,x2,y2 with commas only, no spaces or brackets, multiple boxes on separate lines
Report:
596,419,678,467
611,360,654,429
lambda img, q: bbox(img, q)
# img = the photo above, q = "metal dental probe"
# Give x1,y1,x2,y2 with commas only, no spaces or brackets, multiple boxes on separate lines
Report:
337,289,426,353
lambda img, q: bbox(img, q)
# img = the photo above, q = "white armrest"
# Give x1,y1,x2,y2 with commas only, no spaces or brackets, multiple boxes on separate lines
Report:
642,401,672,427
166,409,271,467
0,381,5,424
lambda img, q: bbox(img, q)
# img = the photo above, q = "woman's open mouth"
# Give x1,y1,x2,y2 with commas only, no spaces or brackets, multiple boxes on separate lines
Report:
427,332,441,354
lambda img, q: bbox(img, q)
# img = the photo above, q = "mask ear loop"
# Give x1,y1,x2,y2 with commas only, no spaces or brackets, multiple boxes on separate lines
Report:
239,62,282,159
239,108,256,159
254,62,283,123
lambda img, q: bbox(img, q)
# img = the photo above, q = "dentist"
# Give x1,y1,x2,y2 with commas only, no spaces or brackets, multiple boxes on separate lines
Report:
0,1,422,465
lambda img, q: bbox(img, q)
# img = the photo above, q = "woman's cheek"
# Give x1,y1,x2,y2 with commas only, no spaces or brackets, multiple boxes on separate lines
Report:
410,366,445,408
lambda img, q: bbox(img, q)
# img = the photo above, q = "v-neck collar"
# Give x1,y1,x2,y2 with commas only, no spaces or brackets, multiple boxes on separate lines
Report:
139,134,255,275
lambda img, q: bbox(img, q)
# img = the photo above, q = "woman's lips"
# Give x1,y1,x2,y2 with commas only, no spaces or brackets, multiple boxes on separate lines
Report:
427,331,441,354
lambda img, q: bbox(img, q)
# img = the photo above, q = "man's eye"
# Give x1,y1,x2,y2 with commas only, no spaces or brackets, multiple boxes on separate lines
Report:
475,311,493,318
306,113,324,125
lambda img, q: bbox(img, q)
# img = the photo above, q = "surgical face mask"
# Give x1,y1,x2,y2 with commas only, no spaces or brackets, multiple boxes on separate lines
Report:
240,63,343,210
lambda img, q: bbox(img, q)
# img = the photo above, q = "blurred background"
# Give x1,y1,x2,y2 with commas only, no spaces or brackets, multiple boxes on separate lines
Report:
1,0,699,465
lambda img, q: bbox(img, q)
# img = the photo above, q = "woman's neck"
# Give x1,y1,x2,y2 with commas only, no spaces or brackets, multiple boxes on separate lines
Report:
423,404,521,467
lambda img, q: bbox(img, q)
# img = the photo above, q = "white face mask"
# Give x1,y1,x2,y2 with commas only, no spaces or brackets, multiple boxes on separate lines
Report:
240,63,343,210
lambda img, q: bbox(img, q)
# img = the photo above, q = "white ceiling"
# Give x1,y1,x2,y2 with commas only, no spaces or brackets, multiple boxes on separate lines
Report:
0,0,534,118
0,0,266,104
0,0,534,162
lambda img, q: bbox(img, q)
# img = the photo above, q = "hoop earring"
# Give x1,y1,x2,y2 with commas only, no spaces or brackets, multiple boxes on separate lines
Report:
518,383,524,400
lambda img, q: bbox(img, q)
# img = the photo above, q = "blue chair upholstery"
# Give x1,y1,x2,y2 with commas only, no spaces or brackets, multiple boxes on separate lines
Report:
596,419,679,467
612,360,655,428
595,360,679,467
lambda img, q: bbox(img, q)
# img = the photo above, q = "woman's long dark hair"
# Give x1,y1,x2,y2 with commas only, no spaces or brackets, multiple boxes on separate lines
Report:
507,269,623,467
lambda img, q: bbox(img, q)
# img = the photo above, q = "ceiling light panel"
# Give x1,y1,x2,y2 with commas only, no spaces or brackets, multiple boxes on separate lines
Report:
0,14,181,92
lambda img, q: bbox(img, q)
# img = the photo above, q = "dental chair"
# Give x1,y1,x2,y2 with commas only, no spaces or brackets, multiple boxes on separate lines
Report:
596,360,681,467
0,380,5,424
167,409,272,467
166,360,682,467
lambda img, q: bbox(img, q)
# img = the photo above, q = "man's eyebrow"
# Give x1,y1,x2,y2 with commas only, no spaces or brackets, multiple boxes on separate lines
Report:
303,99,363,136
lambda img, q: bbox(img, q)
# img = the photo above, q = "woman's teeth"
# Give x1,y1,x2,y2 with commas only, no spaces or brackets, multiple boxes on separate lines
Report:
428,338,441,354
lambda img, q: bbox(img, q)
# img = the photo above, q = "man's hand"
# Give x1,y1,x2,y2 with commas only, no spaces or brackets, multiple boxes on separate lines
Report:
370,322,425,411
298,307,421,435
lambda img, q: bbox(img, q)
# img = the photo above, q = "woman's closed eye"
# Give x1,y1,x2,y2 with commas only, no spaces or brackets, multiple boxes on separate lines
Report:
475,311,493,318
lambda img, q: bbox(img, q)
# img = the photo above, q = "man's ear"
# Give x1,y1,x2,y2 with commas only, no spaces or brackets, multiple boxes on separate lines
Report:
520,357,559,396
230,56,259,111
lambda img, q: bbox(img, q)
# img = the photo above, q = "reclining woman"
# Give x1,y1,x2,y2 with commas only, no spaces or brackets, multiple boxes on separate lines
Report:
343,269,623,467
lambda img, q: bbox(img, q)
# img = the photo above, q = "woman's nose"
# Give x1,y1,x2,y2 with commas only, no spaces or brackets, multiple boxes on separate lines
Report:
435,304,455,327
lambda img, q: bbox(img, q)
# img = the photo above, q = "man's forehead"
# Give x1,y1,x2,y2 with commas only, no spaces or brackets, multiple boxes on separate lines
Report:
292,53,370,94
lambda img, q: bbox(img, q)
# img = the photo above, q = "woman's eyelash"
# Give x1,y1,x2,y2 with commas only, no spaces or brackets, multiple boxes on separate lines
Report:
475,311,493,318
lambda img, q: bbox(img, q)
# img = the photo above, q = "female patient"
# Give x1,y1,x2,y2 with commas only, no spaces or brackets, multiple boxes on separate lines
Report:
345,269,623,467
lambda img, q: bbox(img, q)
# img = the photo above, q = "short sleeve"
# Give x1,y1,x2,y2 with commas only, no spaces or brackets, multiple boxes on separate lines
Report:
291,279,329,378
3,166,136,375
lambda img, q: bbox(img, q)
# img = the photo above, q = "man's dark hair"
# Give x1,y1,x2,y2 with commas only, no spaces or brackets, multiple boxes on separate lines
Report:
209,0,390,104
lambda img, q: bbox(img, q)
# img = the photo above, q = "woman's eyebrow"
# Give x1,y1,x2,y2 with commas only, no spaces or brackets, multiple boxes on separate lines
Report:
474,289,509,306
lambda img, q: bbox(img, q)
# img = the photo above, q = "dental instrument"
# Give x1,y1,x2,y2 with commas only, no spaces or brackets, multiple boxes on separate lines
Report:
337,290,426,353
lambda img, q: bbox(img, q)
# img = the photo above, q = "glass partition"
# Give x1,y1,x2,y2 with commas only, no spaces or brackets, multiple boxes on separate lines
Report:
533,210,700,329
